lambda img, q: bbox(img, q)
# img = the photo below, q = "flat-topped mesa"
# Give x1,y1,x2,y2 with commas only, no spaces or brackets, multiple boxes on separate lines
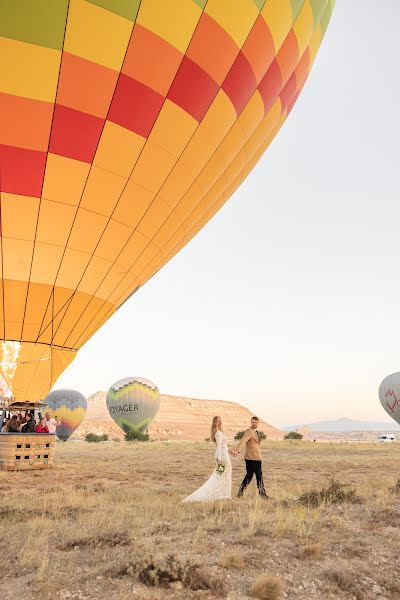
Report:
75,392,284,441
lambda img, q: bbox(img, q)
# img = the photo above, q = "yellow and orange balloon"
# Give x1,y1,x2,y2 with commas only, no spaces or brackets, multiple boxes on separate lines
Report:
45,388,87,441
0,0,334,400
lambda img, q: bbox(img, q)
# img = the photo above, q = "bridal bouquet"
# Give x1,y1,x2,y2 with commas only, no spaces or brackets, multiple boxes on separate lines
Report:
215,462,226,475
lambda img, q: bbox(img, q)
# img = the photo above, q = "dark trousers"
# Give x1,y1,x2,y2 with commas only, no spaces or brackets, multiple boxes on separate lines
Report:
237,459,266,497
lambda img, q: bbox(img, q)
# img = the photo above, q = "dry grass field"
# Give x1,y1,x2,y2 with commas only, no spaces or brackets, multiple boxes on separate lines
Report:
0,440,399,600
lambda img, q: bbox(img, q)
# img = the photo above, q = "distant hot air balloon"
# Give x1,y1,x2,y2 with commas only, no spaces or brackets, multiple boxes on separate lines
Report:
0,1,335,401
106,377,160,433
379,372,400,426
45,388,87,440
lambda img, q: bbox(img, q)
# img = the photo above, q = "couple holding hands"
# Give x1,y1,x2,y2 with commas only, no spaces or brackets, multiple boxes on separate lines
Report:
183,415,268,503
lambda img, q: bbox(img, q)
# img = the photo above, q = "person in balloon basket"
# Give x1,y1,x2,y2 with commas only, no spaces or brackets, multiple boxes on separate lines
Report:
21,413,36,433
230,416,268,499
45,412,61,434
35,418,49,433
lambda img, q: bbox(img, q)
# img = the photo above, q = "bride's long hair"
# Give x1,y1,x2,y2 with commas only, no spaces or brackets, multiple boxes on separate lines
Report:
210,416,222,443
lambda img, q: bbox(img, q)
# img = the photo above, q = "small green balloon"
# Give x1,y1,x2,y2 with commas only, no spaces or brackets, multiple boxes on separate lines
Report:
106,377,160,433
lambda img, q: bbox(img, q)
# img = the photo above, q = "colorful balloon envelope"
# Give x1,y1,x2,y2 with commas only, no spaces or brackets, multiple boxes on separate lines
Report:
379,372,400,427
0,1,335,400
106,377,160,432
45,388,87,440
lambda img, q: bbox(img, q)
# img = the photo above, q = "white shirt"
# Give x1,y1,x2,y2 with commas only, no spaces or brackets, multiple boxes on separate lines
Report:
46,418,58,433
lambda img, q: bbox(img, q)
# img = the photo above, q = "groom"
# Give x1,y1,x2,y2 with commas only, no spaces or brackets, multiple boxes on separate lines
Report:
230,416,268,499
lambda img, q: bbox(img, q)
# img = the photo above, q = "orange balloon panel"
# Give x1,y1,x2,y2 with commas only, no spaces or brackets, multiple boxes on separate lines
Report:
0,0,335,400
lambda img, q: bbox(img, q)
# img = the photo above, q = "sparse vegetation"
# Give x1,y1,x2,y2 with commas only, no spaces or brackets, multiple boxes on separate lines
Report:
284,431,303,439
323,568,366,600
297,478,361,507
219,551,245,570
234,430,266,440
0,440,399,599
250,574,283,599
123,424,150,442
389,478,400,493
84,432,109,442
114,553,225,594
297,542,322,559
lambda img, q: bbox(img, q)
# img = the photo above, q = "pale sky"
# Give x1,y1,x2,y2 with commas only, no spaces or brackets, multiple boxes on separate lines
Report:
56,2,400,427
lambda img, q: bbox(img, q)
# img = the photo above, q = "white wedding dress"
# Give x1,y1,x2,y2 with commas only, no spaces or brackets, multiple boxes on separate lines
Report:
183,431,232,502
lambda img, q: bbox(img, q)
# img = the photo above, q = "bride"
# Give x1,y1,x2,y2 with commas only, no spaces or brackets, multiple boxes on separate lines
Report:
183,416,232,502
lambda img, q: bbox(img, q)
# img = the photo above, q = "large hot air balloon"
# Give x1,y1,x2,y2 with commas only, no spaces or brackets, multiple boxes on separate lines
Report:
379,372,400,427
45,388,87,440
0,1,335,401
106,376,160,432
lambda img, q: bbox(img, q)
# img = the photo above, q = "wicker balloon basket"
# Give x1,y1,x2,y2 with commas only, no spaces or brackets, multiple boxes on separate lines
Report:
0,433,56,471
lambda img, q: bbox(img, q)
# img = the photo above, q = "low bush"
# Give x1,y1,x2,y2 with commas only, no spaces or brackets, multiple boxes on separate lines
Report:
389,478,400,494
297,542,322,560
323,568,366,600
85,433,109,443
297,478,361,507
113,553,225,594
60,531,129,551
250,574,283,599
219,552,245,570
284,431,303,440
123,424,150,442
234,430,266,440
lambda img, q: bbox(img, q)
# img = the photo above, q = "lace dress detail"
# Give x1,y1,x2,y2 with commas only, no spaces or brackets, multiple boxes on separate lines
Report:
182,431,232,502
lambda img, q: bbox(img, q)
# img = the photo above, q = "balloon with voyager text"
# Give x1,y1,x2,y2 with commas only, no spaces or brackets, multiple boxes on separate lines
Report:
106,377,160,433
379,372,400,426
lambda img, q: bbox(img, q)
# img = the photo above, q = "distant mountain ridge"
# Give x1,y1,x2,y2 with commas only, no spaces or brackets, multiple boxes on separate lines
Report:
282,417,400,432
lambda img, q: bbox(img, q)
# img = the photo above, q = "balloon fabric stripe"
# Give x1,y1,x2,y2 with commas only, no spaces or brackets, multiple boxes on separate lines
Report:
74,0,331,346
0,0,334,400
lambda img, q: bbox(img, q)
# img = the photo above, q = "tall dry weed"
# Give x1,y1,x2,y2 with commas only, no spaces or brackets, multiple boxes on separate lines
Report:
219,552,246,570
250,574,283,600
297,542,322,559
389,478,400,494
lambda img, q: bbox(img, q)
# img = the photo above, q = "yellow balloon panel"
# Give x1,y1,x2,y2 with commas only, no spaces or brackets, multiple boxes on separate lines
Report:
0,0,335,399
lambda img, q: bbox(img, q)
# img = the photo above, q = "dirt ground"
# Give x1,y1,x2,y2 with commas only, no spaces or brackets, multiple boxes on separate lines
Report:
0,440,399,600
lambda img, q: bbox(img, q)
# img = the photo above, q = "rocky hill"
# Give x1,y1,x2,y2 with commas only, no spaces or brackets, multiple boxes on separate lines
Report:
74,392,284,441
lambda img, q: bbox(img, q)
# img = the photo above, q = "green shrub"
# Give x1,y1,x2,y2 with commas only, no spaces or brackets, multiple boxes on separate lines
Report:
234,430,266,440
284,431,303,440
85,433,108,443
123,424,150,442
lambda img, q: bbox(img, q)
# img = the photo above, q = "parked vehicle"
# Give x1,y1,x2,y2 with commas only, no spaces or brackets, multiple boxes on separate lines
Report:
377,434,395,443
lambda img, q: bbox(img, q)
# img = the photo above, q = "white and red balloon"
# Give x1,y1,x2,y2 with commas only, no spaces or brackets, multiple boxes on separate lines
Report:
379,372,400,426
